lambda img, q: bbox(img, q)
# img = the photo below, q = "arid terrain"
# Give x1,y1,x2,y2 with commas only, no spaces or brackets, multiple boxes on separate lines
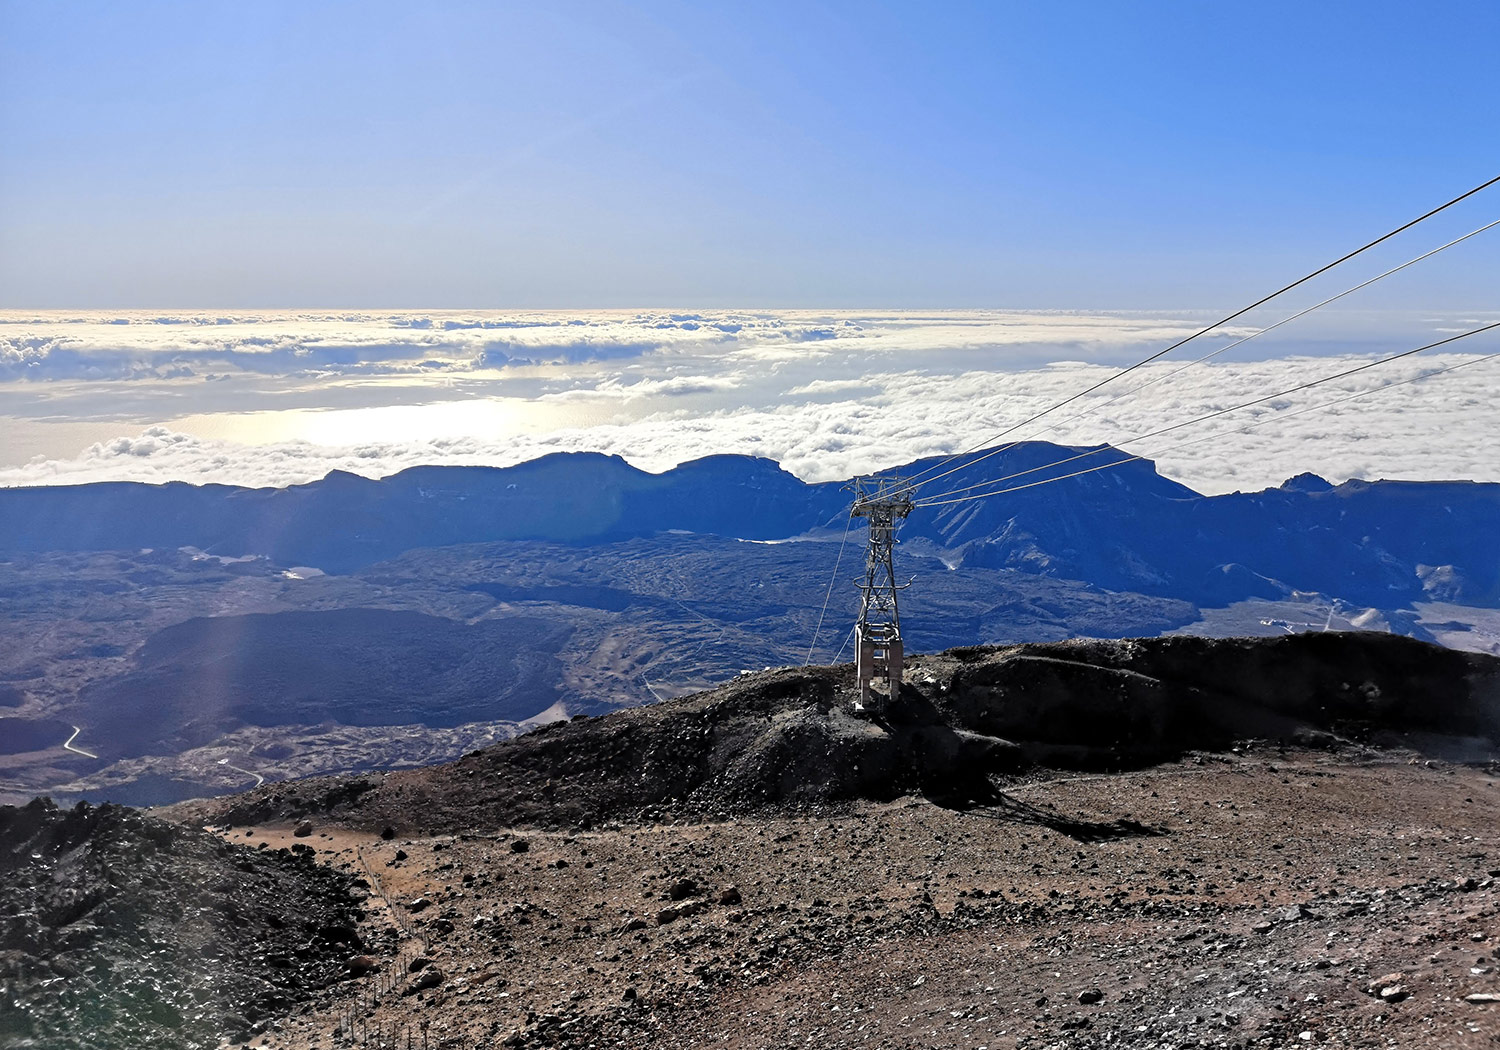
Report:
6,632,1500,1049
216,750,1500,1050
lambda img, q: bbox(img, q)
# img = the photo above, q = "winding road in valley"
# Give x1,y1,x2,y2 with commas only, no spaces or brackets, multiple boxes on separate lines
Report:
218,758,266,788
62,726,98,760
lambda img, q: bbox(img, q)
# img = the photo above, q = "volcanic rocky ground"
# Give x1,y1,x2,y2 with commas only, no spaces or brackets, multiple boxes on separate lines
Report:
9,632,1500,1049
0,798,367,1050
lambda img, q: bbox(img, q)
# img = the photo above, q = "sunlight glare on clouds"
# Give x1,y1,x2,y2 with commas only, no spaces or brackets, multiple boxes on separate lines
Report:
172,397,624,449
1,309,1497,495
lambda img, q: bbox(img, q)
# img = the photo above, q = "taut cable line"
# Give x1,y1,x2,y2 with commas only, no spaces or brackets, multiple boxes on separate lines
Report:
912,321,1500,509
895,173,1500,499
803,504,856,665
981,217,1500,456
912,349,1500,506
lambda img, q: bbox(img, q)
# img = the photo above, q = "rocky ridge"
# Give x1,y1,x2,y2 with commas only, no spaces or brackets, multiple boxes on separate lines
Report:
173,631,1500,835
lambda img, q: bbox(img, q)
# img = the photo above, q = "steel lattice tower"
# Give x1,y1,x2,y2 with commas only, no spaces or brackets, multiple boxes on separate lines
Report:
849,474,914,708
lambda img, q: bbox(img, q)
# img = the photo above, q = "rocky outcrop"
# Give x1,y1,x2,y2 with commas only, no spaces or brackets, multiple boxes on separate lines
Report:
173,632,1500,835
0,798,366,1049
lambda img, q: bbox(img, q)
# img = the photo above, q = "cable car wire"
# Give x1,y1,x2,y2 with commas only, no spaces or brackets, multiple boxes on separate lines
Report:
895,172,1500,498
982,217,1500,456
912,320,1500,508
914,348,1500,507
803,505,856,665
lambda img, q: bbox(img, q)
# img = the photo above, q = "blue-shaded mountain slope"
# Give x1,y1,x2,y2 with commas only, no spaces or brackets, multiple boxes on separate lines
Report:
1,444,1495,608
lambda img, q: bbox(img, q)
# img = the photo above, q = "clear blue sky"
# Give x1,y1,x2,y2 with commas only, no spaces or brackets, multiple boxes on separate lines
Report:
1,0,1496,308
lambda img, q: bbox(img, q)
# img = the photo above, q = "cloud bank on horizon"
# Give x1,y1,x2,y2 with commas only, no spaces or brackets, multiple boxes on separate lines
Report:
0,308,1225,382
1,309,1497,496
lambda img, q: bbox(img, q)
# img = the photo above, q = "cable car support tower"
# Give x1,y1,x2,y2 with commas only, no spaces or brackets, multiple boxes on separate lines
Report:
823,174,1500,711
850,475,914,710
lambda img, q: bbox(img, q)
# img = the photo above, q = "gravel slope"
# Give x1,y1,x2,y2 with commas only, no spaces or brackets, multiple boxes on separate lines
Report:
228,751,1500,1049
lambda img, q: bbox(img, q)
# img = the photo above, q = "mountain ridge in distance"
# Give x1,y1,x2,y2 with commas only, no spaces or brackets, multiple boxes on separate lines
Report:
2,442,1496,606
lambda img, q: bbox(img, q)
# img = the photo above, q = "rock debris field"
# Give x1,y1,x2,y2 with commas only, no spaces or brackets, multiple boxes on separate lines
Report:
7,631,1500,1048
0,798,366,1050
196,751,1500,1050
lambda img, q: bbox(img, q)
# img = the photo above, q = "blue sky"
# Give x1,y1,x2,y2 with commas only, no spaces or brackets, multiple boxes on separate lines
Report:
1,0,1497,307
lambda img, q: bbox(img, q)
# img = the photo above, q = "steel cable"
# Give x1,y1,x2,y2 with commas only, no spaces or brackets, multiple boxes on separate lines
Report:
917,350,1500,507
975,217,1500,460
895,173,1500,498
913,322,1500,508
803,504,857,665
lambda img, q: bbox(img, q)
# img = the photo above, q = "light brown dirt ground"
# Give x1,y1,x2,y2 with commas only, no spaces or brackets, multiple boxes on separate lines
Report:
226,749,1500,1050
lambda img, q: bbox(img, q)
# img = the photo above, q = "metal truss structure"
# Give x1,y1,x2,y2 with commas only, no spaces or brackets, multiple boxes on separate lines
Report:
849,474,914,709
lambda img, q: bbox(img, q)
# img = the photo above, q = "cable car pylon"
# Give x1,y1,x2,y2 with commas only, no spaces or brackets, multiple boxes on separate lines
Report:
849,474,914,710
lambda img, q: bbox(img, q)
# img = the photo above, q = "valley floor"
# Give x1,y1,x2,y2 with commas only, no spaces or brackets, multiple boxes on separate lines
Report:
221,749,1500,1049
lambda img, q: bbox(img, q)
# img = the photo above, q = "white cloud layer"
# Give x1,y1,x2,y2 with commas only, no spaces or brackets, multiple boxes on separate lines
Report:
1,309,1497,496
0,308,1231,382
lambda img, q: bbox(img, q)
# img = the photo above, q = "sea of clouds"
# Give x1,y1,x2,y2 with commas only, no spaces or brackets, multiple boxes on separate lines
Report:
1,309,1496,495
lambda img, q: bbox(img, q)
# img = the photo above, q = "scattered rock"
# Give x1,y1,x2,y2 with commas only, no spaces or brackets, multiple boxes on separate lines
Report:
346,955,382,975
0,799,363,1048
403,967,444,995
406,897,433,912
1078,989,1104,1005
293,819,314,837
656,900,707,925
718,885,743,906
668,878,701,901
1464,993,1500,1004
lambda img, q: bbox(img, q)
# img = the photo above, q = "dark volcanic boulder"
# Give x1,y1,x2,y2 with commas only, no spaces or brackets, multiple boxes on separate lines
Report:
936,631,1500,766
